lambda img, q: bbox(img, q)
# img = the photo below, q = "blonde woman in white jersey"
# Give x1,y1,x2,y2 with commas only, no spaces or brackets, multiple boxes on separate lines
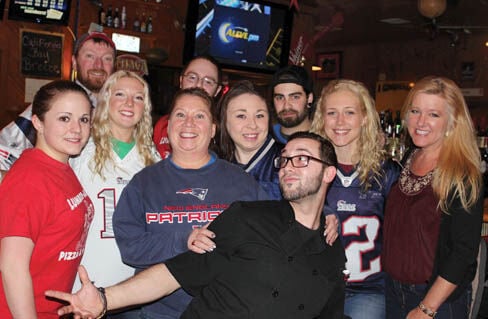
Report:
70,70,160,318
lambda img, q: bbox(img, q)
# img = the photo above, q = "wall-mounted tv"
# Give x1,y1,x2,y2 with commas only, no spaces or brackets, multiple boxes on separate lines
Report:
8,0,71,26
184,0,293,74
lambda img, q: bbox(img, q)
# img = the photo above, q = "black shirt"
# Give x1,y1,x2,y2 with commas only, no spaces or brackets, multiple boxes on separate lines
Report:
166,200,346,319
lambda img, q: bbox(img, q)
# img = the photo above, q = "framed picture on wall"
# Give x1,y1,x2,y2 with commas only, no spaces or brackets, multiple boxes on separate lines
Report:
316,52,342,79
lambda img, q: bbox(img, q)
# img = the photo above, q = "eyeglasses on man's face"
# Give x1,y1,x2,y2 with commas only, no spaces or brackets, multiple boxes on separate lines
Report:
273,155,329,169
182,72,218,88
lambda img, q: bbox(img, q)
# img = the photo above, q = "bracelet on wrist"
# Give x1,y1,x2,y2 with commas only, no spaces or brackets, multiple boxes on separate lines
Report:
418,302,437,318
95,286,107,319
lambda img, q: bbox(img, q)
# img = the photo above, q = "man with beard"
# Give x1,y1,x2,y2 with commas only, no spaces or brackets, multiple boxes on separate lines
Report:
271,65,314,144
0,32,115,172
46,131,347,319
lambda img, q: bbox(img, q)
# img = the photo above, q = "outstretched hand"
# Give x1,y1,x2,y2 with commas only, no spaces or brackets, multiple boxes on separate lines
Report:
45,265,104,318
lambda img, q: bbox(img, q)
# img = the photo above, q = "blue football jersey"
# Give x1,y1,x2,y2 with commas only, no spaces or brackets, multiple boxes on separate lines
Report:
325,160,400,294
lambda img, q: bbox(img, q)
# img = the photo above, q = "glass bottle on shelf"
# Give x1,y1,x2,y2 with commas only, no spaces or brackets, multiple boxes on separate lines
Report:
379,111,386,132
140,13,147,33
394,110,402,138
113,7,120,29
98,5,106,26
383,109,403,160
121,6,127,29
133,14,141,32
147,15,153,33
384,110,393,139
106,5,113,27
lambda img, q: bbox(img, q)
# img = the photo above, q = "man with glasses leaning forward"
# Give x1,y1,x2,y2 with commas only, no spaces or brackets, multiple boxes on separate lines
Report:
152,55,222,158
46,131,346,319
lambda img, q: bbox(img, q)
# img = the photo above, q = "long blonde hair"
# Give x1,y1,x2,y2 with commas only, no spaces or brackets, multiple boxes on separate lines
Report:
311,79,385,190
402,76,481,211
91,70,156,179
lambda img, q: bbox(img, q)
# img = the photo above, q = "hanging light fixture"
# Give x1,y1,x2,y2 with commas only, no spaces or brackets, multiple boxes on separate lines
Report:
418,0,447,19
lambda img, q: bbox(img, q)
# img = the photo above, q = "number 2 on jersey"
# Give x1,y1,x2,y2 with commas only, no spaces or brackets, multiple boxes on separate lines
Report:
342,216,381,281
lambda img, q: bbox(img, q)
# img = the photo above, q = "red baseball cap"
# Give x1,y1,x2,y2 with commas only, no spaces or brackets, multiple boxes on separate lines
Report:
74,32,116,54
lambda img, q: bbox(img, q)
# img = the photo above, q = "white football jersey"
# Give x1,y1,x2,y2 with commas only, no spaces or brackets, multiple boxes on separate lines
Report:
70,138,160,291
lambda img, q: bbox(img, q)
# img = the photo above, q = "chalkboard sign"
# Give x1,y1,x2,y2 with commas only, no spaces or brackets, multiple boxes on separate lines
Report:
21,30,63,78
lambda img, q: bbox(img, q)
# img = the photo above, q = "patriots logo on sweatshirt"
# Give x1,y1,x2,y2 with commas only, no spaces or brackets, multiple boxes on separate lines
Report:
176,188,208,200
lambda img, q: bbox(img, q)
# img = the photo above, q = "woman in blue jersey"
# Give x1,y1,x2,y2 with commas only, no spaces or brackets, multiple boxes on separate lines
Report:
311,79,400,319
216,80,283,200
112,87,269,319
70,70,160,318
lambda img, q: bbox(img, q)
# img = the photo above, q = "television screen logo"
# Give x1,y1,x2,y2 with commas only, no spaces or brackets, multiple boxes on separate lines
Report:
218,23,260,43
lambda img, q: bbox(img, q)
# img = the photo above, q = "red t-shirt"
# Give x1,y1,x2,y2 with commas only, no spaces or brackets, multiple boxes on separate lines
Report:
0,148,94,318
153,114,172,159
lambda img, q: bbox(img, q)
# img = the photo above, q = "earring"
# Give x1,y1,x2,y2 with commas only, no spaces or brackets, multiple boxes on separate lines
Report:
307,103,312,109
445,131,449,137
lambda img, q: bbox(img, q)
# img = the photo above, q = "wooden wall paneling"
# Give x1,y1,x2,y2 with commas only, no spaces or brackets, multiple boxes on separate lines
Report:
315,34,488,110
79,0,188,67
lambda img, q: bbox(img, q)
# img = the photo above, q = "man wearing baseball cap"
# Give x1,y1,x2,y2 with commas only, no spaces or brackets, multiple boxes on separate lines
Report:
0,32,116,172
72,31,116,105
271,65,315,144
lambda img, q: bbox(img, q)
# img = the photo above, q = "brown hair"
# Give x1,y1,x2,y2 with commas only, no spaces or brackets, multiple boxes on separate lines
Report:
216,80,269,161
32,80,90,121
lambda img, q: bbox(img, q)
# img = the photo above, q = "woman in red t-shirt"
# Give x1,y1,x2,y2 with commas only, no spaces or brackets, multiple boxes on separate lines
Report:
0,80,94,318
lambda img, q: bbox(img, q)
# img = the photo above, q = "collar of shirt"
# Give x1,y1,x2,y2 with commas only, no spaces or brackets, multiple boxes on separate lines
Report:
279,201,327,256
75,80,98,107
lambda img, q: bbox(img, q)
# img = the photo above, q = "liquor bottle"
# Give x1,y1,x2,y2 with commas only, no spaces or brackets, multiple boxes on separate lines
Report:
98,5,106,26
384,110,393,138
379,111,386,132
121,6,127,29
106,5,113,27
113,7,120,28
140,13,147,33
147,15,153,33
133,14,141,32
394,110,402,137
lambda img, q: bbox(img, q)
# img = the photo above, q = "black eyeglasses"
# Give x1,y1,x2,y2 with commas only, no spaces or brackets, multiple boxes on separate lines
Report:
273,155,329,169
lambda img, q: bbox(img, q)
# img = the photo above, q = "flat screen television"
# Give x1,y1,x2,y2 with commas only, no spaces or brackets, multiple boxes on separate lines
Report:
8,0,71,26
184,0,293,73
